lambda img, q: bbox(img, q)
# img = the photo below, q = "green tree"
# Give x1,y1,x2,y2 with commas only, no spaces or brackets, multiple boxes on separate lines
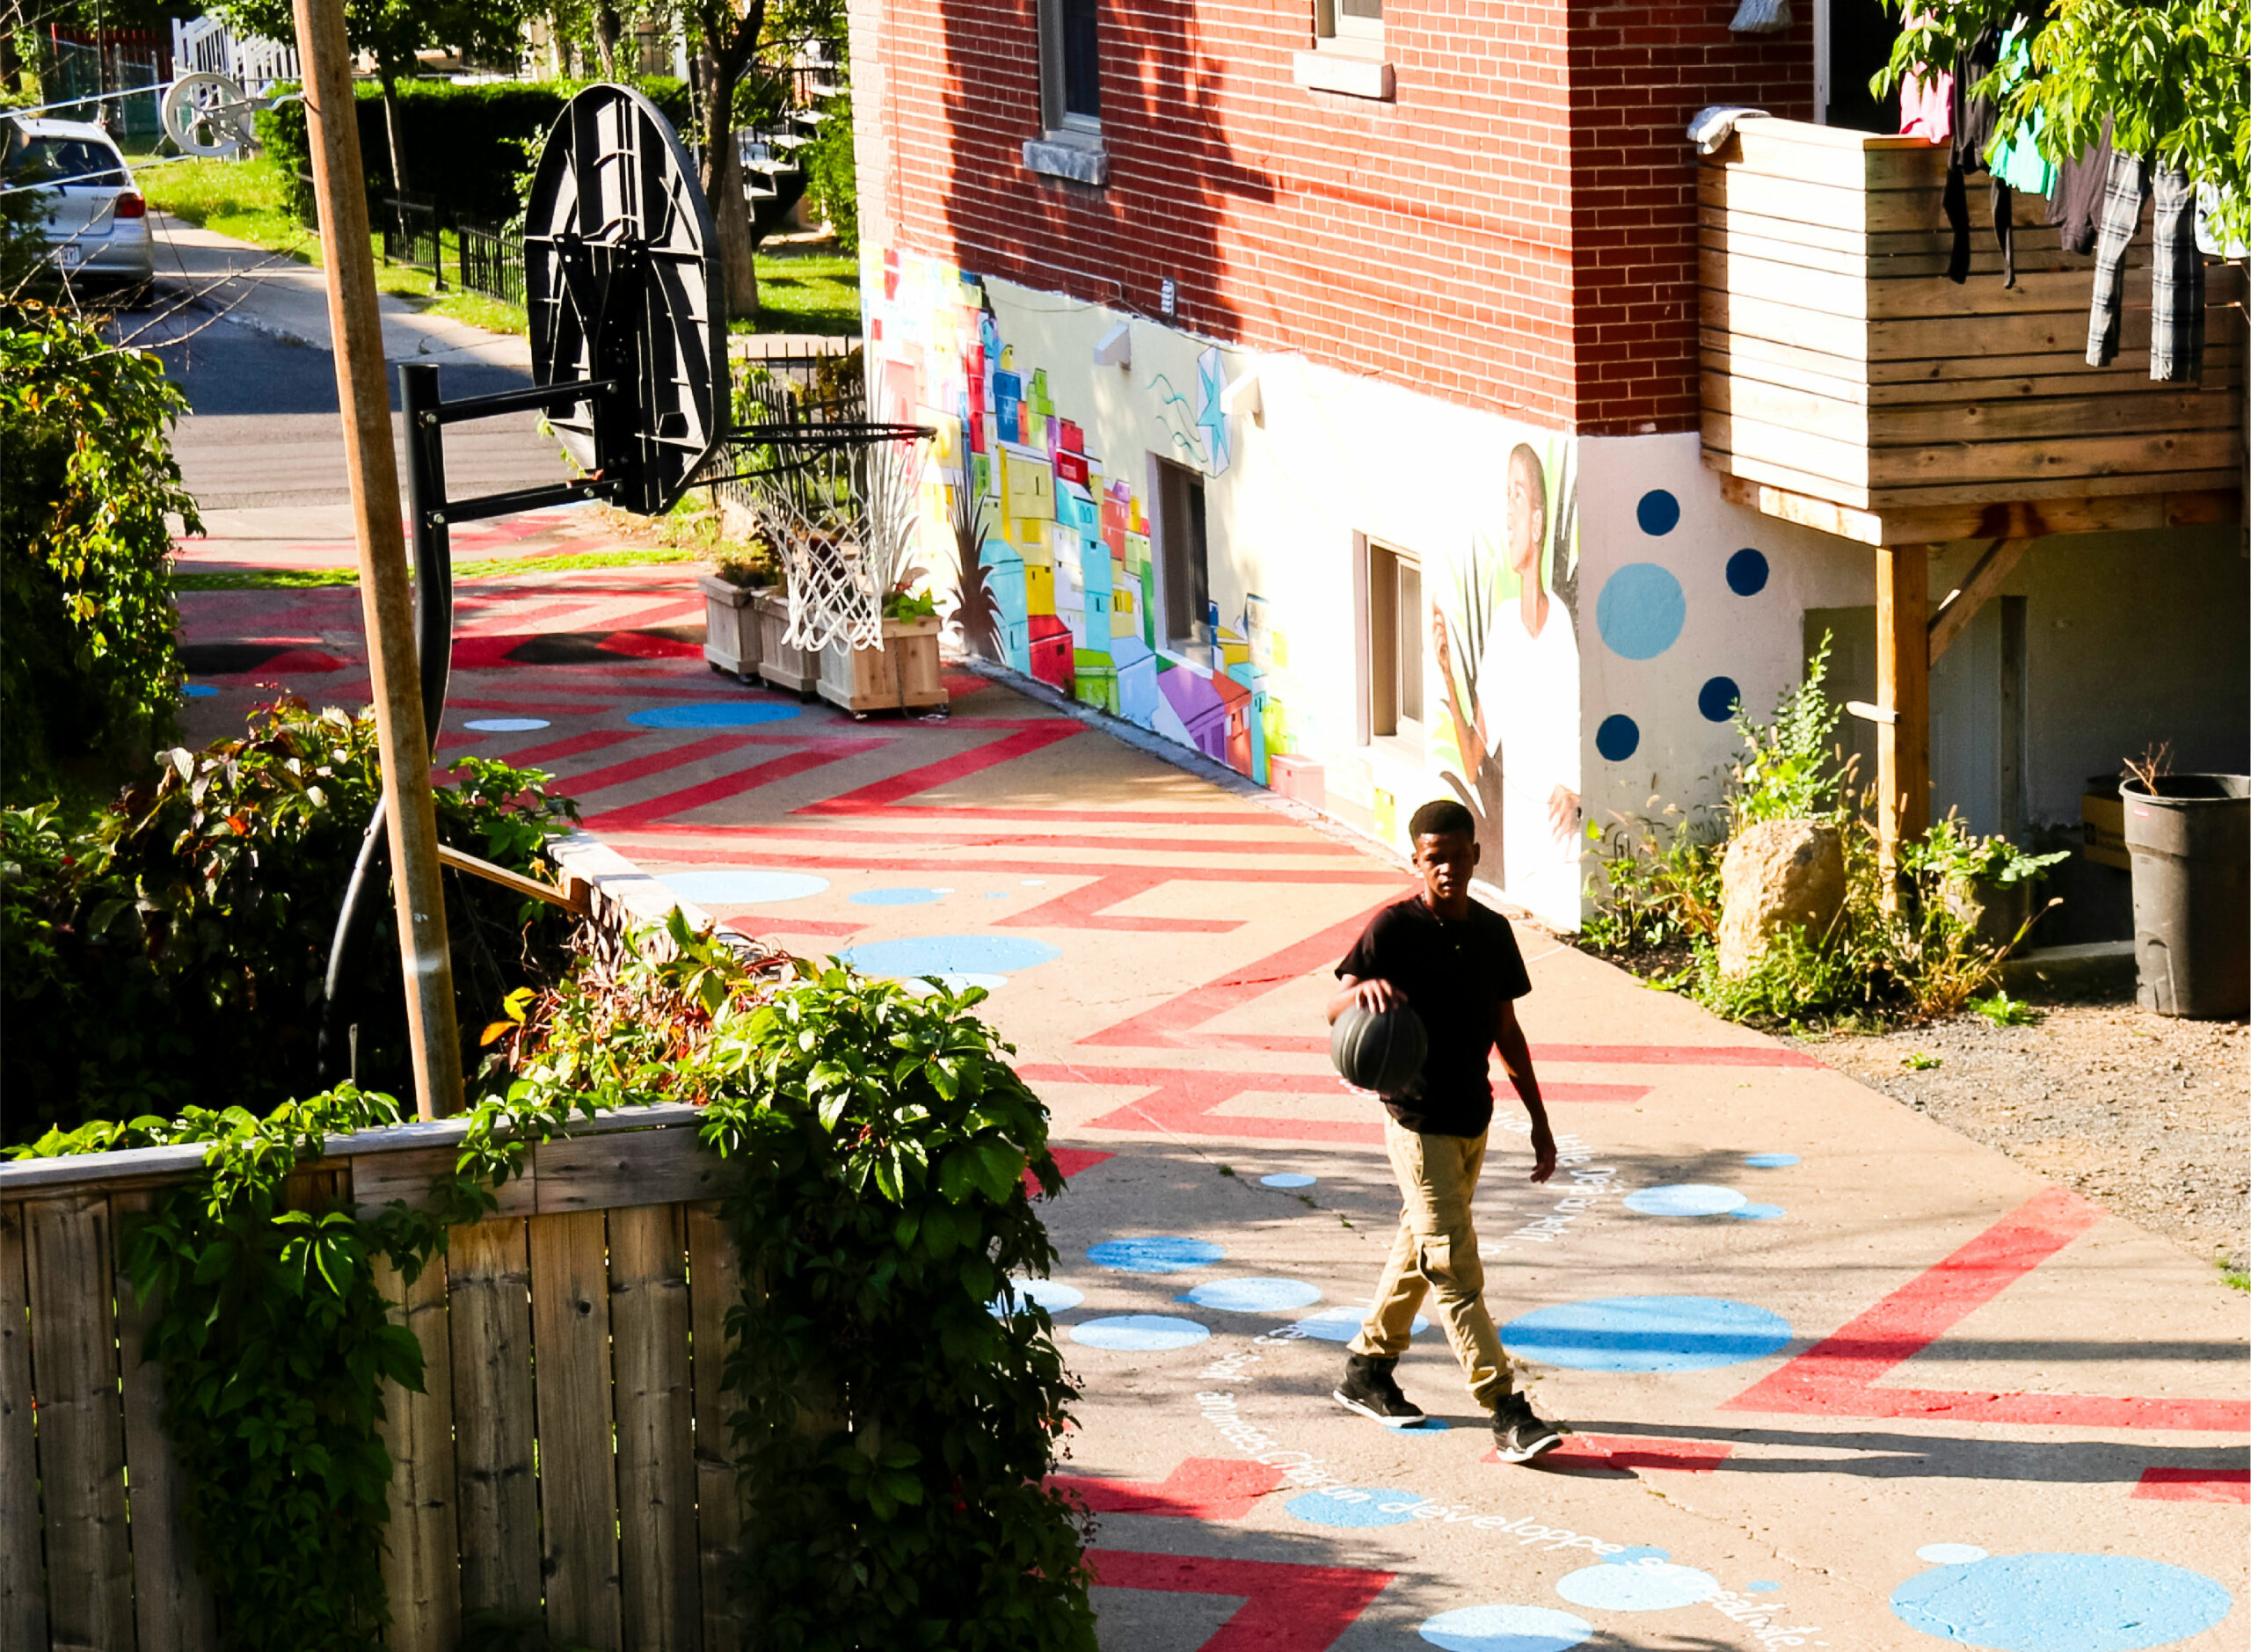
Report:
1880,0,2251,244
213,0,534,194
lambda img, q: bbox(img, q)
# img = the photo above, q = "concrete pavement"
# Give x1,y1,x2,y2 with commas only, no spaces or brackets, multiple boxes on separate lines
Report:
173,572,2250,1652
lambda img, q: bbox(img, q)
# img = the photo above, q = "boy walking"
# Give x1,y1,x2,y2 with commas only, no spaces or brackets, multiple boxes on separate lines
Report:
1326,798,1566,1462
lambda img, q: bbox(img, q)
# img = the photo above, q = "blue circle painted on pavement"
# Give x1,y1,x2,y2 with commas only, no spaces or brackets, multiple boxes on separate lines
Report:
840,935,1060,978
1597,564,1687,659
660,870,829,905
1731,1204,1786,1221
1087,1235,1224,1274
1890,1553,2232,1651
1745,1153,1800,1168
1595,714,1641,762
1069,1314,1210,1351
1502,1296,1793,1373
1698,676,1741,723
1286,1487,1422,1529
849,886,947,906
1558,1559,1721,1612
1726,547,1771,595
1920,1545,1991,1566
1290,1305,1428,1342
1261,1172,1318,1188
182,683,219,697
1635,490,1681,536
992,1277,1083,1317
463,717,549,732
1623,1184,1746,1217
1184,1277,1322,1313
1747,1581,1782,1593
1609,1548,1671,1566
627,701,802,727
1419,1604,1594,1652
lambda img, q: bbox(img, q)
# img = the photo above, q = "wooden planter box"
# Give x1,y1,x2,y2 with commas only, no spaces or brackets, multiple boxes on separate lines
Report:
699,574,768,681
754,592,820,697
818,616,948,717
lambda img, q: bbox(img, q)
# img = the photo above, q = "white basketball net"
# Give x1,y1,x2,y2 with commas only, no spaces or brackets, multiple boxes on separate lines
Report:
746,433,926,655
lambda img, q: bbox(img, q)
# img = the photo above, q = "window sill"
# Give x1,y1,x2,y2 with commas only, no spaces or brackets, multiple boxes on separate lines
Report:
1023,137,1109,186
1292,49,1395,101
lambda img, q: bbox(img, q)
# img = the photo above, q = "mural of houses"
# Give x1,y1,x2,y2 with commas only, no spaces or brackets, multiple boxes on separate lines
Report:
845,0,2246,930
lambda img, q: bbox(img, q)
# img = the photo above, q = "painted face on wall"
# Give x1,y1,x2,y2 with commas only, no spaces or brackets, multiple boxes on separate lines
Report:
1506,443,1549,637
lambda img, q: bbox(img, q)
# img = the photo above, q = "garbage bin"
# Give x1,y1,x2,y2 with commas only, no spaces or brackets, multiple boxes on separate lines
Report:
2121,775,2249,1019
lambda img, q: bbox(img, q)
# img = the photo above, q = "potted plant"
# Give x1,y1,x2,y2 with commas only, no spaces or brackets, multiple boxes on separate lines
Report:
700,549,775,681
817,586,950,717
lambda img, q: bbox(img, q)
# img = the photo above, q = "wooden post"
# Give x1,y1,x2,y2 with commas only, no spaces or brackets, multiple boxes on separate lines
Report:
288,0,463,1118
1876,542,1931,896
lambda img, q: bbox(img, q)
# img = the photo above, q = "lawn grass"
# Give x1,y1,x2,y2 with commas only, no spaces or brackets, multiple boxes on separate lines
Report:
736,247,861,337
171,546,709,591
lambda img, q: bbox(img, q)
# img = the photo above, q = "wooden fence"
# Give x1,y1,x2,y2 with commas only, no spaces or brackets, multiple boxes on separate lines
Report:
0,1103,749,1652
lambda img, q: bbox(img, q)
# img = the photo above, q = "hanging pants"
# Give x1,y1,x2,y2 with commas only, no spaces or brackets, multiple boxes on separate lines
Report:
1349,1117,1515,1410
2087,153,2204,383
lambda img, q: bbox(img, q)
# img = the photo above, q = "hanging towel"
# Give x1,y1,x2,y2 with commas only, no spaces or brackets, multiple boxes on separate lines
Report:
1985,25,2057,198
1899,64,1951,142
2087,152,2204,382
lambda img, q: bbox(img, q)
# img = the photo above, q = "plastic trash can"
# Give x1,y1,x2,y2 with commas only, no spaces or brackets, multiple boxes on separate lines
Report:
2121,774,2249,1019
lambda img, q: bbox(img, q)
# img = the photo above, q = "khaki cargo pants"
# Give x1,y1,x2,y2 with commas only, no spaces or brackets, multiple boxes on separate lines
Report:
1348,1115,1513,1410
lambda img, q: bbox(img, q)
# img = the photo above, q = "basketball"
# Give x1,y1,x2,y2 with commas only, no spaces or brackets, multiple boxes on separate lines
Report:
1329,1002,1429,1097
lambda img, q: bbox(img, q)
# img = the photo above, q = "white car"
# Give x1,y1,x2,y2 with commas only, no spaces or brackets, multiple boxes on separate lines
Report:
4,117,155,287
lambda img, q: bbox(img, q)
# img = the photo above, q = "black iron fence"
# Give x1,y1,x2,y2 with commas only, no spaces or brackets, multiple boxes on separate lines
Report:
380,190,443,287
455,221,525,307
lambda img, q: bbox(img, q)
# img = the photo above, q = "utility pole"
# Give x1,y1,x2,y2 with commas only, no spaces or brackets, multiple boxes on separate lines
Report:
288,0,464,1119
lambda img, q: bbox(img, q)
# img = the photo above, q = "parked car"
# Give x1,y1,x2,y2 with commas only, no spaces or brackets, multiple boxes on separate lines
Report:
2,117,154,288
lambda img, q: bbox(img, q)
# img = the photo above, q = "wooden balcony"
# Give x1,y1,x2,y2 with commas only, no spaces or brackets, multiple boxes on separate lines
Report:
1700,118,2244,548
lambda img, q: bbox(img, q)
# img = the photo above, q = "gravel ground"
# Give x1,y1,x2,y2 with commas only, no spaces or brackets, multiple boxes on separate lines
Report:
1788,997,2249,1275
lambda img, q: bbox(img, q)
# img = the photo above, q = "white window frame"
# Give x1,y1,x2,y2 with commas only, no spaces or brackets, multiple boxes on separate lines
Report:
1149,455,1214,669
1315,0,1384,49
1363,536,1425,757
1038,0,1103,140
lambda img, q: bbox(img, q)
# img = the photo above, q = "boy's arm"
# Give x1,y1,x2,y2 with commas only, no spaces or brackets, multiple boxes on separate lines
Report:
1328,974,1402,1022
1494,998,1557,1183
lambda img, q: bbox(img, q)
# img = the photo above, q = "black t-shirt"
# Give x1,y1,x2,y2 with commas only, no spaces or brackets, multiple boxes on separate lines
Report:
1336,895,1533,1137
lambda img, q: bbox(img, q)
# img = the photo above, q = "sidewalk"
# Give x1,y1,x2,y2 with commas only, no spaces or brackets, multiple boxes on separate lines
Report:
175,581,2249,1652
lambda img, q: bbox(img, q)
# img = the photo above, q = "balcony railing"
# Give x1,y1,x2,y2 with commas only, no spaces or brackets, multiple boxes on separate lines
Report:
1699,119,2243,545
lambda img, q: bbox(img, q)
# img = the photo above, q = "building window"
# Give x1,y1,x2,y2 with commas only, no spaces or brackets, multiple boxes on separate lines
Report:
1366,540,1424,745
1155,459,1211,656
1041,0,1101,133
1317,0,1382,45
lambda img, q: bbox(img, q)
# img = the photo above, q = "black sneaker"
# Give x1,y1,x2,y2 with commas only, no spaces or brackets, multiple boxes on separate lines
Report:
1490,1392,1565,1462
1332,1354,1426,1427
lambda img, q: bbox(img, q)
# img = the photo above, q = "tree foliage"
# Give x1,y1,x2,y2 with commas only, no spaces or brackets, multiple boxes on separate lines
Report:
1880,0,2251,244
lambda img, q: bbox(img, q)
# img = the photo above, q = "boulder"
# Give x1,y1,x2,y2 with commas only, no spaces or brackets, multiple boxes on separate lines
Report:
1717,819,1846,978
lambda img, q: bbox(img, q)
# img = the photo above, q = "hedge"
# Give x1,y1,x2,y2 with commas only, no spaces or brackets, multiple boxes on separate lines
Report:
259,77,691,228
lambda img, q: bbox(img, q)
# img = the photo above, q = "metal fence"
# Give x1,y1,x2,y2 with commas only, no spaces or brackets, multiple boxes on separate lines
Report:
455,221,525,307
381,191,444,287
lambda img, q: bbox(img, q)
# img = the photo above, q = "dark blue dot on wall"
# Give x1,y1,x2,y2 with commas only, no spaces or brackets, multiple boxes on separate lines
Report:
1726,548,1770,596
1698,676,1741,723
1596,715,1641,762
1635,489,1680,536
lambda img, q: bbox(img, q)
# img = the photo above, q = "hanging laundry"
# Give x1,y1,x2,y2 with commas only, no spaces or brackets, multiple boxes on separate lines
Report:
1898,62,1951,142
1984,25,2057,198
2050,116,2115,256
1940,22,2010,285
2087,152,2204,383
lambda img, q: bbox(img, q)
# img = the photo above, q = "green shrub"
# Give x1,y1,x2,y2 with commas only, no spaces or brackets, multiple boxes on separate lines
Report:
0,698,579,1144
258,78,692,226
802,83,857,252
0,301,199,796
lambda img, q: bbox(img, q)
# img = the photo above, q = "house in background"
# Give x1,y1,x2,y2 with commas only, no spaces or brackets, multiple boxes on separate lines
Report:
842,0,2246,929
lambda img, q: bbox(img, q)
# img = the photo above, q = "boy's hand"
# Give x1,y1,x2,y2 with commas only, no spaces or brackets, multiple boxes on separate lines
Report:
1350,978,1405,1014
1528,1118,1557,1183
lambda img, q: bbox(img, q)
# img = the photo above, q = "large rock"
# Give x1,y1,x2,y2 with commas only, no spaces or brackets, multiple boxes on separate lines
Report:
1718,819,1847,978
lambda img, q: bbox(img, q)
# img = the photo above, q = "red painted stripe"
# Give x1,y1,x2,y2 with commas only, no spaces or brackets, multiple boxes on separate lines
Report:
1081,906,1397,1046
1535,1042,1821,1069
796,724,1085,814
718,917,865,935
645,821,1365,855
479,729,644,770
447,697,617,715
1085,1550,1393,1652
1724,1187,2251,1433
999,868,1243,933
1052,1458,1284,1521
552,734,755,799
1515,1434,1737,1473
599,630,704,659
581,742,879,832
2133,1468,2249,1503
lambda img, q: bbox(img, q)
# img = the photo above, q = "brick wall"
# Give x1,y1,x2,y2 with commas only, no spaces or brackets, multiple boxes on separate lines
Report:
857,0,1810,434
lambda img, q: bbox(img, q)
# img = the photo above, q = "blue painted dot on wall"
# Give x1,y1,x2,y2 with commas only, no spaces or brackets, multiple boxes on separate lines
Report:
660,870,830,905
1596,564,1686,659
1623,1184,1747,1217
1558,1560,1722,1612
627,701,802,728
849,886,948,906
1287,1488,1424,1530
1745,1153,1800,1168
1595,715,1641,762
1635,489,1681,536
1502,1296,1793,1373
1087,1235,1225,1273
1069,1314,1211,1351
1890,1553,2233,1651
1698,676,1742,724
1726,548,1771,596
1184,1277,1322,1314
1420,1605,1594,1652
838,935,1060,977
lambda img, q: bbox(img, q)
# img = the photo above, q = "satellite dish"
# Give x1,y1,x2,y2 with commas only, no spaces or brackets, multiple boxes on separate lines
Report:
524,84,727,515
